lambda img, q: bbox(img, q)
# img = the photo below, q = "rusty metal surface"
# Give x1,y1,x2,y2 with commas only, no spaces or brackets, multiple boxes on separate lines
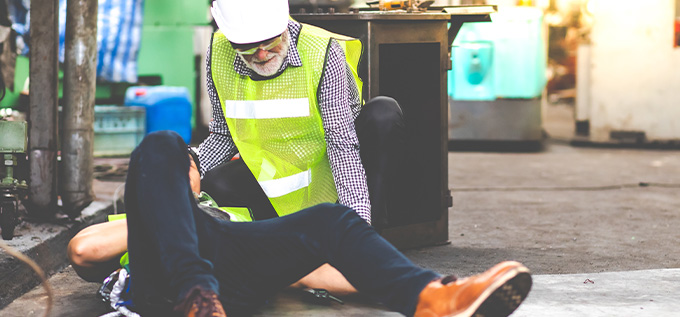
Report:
60,0,98,216
293,9,492,69
27,0,59,217
293,12,452,21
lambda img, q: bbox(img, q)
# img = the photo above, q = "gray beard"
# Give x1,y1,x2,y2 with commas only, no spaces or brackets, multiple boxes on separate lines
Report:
240,31,291,77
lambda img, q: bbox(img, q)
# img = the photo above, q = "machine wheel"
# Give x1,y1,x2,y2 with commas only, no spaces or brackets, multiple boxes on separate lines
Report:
0,200,17,240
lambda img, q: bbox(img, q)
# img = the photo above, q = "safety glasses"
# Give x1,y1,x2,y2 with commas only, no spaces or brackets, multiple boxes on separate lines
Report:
232,34,283,55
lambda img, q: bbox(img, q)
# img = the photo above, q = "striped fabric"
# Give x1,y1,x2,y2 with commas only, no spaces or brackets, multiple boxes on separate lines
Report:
58,0,144,83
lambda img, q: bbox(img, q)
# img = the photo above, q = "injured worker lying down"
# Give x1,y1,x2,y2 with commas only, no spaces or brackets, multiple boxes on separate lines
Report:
68,131,532,317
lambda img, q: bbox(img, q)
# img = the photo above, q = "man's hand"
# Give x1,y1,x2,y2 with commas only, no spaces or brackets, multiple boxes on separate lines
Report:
189,155,201,195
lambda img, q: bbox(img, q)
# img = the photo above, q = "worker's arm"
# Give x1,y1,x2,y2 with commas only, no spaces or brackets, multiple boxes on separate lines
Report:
319,40,372,223
196,44,239,176
67,219,128,282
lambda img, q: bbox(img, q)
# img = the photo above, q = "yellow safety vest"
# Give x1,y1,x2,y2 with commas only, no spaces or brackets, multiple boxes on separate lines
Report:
210,21,363,216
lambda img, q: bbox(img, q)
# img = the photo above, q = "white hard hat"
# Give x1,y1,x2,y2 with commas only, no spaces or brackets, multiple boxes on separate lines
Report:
211,0,289,44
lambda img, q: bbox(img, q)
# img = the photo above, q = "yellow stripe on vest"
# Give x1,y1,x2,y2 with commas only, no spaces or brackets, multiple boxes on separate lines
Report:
222,98,310,119
259,169,312,198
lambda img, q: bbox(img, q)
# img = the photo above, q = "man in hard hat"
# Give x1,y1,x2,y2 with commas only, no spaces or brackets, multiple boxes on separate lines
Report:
193,0,401,228
70,130,532,317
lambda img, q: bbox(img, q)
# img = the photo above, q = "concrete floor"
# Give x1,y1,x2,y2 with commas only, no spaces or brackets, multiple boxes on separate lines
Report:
2,103,680,316
516,269,680,316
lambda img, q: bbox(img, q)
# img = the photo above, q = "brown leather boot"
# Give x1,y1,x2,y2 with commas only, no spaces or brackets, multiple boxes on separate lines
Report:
414,261,532,317
174,285,227,317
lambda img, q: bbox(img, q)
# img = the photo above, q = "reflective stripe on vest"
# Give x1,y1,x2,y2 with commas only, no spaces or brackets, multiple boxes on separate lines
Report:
210,21,363,217
259,169,312,198
223,98,310,119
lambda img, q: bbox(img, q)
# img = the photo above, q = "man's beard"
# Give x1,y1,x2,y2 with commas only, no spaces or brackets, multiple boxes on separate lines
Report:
240,31,290,77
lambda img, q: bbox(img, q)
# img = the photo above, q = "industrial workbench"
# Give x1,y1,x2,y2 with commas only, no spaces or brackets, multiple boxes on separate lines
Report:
293,6,496,249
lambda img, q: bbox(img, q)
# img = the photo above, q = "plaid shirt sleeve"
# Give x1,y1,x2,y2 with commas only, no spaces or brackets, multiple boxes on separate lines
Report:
319,40,371,224
196,44,239,177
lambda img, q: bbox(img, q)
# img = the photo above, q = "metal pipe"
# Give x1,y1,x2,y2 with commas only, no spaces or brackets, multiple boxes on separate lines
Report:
61,0,98,217
27,0,59,217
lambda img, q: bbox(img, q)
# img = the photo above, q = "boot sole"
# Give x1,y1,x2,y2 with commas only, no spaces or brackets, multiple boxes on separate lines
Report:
472,267,532,317
449,265,533,317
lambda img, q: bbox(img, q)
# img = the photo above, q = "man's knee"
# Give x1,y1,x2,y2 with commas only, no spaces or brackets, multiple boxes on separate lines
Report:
137,130,186,156
359,97,404,137
141,130,185,148
364,96,403,124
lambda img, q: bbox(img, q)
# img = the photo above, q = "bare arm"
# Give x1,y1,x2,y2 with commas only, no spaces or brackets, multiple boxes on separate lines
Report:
290,263,358,295
67,219,128,282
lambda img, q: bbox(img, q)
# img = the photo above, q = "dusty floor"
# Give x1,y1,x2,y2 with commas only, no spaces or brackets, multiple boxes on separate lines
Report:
2,103,680,316
414,142,680,277
418,102,680,276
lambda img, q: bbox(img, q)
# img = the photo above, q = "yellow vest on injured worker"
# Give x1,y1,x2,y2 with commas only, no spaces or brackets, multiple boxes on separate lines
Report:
210,21,363,217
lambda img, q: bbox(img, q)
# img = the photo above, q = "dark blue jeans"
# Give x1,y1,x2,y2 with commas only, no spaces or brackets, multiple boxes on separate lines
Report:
125,131,437,316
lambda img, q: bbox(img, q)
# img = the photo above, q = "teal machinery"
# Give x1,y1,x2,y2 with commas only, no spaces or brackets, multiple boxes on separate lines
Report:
448,6,546,143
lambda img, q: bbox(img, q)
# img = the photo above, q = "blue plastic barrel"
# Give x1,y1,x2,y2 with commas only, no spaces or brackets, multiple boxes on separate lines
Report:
125,86,192,143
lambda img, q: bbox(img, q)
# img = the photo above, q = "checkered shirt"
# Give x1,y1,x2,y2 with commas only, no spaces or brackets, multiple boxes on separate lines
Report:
197,20,371,223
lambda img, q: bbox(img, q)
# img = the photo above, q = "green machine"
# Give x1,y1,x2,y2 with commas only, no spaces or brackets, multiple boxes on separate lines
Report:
0,120,27,240
0,56,30,110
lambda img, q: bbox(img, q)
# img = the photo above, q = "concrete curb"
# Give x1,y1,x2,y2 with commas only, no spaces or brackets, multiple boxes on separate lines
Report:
514,269,680,316
0,199,116,309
